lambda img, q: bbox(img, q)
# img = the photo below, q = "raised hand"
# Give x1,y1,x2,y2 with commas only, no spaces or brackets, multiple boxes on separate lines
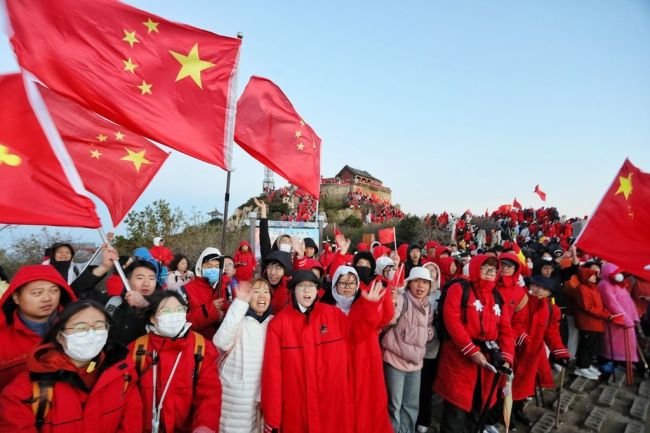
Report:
125,290,149,309
291,237,306,258
361,280,386,303
253,197,267,219
235,280,253,303
390,251,401,268
337,236,351,256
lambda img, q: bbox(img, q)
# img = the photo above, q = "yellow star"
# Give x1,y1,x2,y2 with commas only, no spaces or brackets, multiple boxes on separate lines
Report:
90,149,102,159
123,58,138,74
294,130,302,139
297,142,305,151
137,80,153,95
97,134,108,142
143,18,159,34
0,144,22,166
615,173,633,200
121,148,151,172
122,30,140,48
169,43,216,89
115,131,125,141
299,120,305,126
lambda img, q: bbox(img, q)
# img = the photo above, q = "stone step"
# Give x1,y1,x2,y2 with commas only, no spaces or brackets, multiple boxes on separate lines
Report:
597,386,618,407
530,412,557,433
570,376,589,393
629,396,649,421
609,372,626,390
552,390,576,414
639,380,650,398
624,421,646,433
583,407,609,432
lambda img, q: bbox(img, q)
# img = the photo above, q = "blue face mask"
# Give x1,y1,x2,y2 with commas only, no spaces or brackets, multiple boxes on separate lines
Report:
203,268,220,284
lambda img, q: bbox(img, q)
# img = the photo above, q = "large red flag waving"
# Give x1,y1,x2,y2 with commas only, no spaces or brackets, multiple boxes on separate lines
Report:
235,76,322,199
534,184,547,201
39,85,169,227
7,0,241,170
0,74,100,228
576,159,650,280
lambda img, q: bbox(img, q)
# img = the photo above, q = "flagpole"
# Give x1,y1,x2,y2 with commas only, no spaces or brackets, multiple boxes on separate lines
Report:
97,228,132,292
220,170,232,253
393,226,397,252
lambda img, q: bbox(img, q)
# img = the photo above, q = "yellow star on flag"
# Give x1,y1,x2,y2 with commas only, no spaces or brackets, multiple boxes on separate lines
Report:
299,120,305,126
143,18,159,34
121,148,151,172
294,130,302,139
122,30,140,48
97,133,108,142
115,131,125,141
90,149,102,159
0,144,22,166
169,43,216,89
297,142,305,151
615,173,633,200
137,80,153,95
123,58,138,74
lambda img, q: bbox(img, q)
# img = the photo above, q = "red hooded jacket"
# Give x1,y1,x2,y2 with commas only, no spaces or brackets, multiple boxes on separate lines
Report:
0,265,76,390
433,255,515,412
184,275,233,340
233,241,256,282
437,257,457,288
319,243,335,270
496,253,528,320
574,268,612,332
0,344,142,433
127,331,221,433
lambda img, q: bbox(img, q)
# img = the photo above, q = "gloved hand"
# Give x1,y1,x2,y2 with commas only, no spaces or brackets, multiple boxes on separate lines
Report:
556,357,569,367
264,425,278,433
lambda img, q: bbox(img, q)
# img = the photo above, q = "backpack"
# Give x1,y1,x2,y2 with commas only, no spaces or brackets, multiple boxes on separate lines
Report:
132,332,206,389
435,278,504,343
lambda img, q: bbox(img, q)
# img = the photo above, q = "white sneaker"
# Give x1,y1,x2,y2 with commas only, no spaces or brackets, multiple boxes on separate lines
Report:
588,365,601,375
553,363,563,372
483,425,499,433
575,368,599,380
416,426,429,433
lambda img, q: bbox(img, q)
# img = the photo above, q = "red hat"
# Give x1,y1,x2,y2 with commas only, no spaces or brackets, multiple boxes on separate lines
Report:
357,242,369,252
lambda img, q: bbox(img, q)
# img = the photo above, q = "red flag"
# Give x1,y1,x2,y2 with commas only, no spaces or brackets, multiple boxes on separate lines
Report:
576,159,650,280
0,74,100,228
484,209,489,218
378,227,396,245
534,184,547,201
235,76,321,198
7,0,241,170
513,197,522,209
39,85,169,227
498,204,512,213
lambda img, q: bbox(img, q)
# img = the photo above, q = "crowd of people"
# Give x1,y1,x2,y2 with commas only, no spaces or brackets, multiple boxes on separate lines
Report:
347,188,406,223
0,199,648,433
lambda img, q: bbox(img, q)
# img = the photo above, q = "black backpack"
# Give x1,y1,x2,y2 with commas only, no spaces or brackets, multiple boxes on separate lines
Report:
435,278,504,342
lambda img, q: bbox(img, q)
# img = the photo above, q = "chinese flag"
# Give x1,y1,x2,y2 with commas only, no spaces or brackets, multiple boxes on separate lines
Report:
498,204,512,213
378,227,396,245
0,74,100,228
39,85,170,227
513,197,522,209
235,76,322,198
7,0,241,170
576,159,650,280
534,184,547,201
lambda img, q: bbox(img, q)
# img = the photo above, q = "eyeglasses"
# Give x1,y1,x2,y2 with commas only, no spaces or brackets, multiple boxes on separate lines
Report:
223,263,235,269
481,266,498,275
337,281,357,288
295,282,318,291
63,320,109,336
156,306,187,315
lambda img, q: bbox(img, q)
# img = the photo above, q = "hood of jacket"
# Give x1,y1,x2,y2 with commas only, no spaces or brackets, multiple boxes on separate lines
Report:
194,247,223,277
133,247,161,277
263,250,293,275
422,261,441,291
303,237,319,254
238,240,252,252
468,254,499,290
1,265,77,324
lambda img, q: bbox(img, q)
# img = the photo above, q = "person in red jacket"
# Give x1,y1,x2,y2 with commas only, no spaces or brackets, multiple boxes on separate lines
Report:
319,242,336,270
234,240,257,282
129,291,221,433
261,270,385,433
496,253,527,320
0,265,77,390
262,250,294,314
0,300,143,433
438,256,458,288
511,275,569,427
433,255,515,433
149,237,174,267
184,247,232,340
421,241,441,264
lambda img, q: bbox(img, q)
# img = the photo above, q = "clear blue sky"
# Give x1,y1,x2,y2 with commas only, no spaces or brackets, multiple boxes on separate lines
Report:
1,0,649,244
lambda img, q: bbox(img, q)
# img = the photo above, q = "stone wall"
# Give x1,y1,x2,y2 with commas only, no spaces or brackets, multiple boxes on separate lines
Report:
320,182,392,203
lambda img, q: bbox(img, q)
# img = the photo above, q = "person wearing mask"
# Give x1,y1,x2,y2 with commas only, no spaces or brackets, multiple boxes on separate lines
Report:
253,197,293,261
261,270,385,433
416,261,441,433
183,248,231,340
214,279,273,433
433,255,514,433
166,254,195,292
381,267,435,433
0,300,143,432
510,275,569,427
234,241,256,282
129,291,221,433
0,265,77,390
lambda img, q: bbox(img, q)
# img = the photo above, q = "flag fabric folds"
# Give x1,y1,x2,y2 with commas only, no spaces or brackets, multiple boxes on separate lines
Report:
235,76,322,199
534,185,547,201
378,227,396,245
39,85,169,227
512,197,522,209
0,74,100,228
576,159,650,280
7,0,241,170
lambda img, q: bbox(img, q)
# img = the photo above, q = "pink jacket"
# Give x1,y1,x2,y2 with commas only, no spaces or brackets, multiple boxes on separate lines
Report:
381,290,434,371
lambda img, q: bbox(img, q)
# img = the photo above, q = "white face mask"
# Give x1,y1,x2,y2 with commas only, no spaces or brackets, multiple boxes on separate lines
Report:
278,243,292,253
154,312,187,338
387,270,396,281
61,330,108,362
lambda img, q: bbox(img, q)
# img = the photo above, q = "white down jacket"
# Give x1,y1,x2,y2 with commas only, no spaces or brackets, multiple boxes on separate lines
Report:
213,298,272,433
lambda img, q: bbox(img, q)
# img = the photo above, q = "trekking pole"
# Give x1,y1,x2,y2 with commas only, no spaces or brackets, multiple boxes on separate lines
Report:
608,322,616,382
473,365,512,433
554,366,566,429
537,376,546,407
624,327,633,385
